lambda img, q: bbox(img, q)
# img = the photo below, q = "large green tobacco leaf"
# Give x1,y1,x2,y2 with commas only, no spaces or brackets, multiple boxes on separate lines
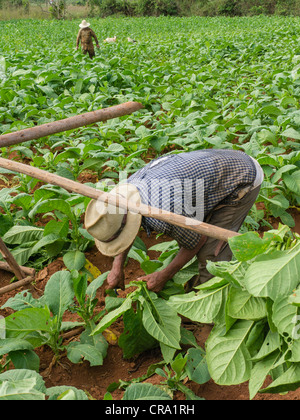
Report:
43,271,74,321
206,320,254,385
249,351,281,400
282,170,300,196
0,378,45,400
46,386,88,401
141,296,181,350
186,347,211,385
118,307,158,359
123,383,171,400
1,290,43,311
67,342,104,367
228,232,275,262
3,226,44,244
243,246,300,300
168,285,228,324
66,328,108,367
63,250,86,271
272,295,298,339
10,349,40,372
226,287,267,321
3,307,52,339
260,363,300,394
28,199,75,224
0,338,34,356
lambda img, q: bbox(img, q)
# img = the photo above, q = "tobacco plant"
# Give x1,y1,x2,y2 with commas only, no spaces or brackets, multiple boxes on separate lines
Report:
168,225,300,398
0,266,109,369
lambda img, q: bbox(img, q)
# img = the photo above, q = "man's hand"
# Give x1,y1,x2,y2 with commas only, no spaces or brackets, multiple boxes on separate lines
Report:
138,271,169,293
106,268,125,291
139,238,208,293
96,44,100,48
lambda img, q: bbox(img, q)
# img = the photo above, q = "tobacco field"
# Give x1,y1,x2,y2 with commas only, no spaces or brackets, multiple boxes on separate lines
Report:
0,15,300,400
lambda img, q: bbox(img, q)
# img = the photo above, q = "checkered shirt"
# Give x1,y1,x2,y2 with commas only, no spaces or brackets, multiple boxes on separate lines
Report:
127,150,256,249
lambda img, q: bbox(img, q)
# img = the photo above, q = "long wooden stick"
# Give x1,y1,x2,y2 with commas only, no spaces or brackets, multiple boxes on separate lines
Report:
0,237,26,280
0,275,34,296
0,262,35,277
0,158,240,242
0,102,144,148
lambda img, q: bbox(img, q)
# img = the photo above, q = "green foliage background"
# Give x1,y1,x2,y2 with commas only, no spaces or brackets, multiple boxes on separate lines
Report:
1,0,300,17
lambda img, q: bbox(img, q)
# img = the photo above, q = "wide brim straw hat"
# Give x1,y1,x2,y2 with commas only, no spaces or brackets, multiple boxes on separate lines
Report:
79,20,90,29
85,183,142,257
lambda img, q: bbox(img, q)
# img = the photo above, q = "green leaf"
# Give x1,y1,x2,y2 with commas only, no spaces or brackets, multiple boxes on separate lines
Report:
249,351,280,399
10,349,40,372
67,327,108,367
272,295,298,339
91,297,133,335
206,320,254,385
44,271,74,320
1,291,42,311
47,386,88,400
3,226,44,245
43,219,69,238
29,199,74,223
86,272,108,299
186,348,210,385
243,247,300,300
168,286,228,324
282,170,300,196
3,308,52,339
140,296,181,350
229,231,274,262
226,287,267,320
30,233,61,255
281,127,300,140
63,251,86,271
119,307,158,359
0,378,45,400
0,338,34,356
67,343,104,366
260,363,300,394
123,383,171,400
141,260,163,275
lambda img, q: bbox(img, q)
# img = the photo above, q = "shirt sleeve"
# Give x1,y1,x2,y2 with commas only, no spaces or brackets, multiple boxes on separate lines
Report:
142,217,201,250
90,29,99,45
168,225,201,249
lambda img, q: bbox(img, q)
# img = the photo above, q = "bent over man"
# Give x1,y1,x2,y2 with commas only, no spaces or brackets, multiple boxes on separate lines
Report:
85,150,264,293
76,20,99,59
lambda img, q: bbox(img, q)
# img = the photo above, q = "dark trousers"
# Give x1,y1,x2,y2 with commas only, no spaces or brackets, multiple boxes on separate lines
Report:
186,185,261,290
83,48,95,59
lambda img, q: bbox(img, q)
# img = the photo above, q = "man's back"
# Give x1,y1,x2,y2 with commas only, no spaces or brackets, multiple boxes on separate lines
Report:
128,150,257,249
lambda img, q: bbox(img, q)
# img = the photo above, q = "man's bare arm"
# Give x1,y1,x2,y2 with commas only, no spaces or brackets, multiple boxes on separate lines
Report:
106,245,131,290
139,238,206,293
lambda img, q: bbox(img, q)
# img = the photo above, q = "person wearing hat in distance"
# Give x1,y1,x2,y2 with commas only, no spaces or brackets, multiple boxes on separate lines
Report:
76,20,99,59
85,150,264,293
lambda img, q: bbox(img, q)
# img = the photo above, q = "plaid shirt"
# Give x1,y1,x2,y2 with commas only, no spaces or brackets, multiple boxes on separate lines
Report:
128,150,257,249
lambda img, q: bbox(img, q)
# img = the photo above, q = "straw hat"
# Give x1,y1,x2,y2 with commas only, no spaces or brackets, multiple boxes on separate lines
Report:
85,184,142,257
79,20,90,29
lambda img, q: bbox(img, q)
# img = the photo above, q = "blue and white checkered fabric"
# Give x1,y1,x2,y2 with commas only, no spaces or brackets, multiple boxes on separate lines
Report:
127,150,256,249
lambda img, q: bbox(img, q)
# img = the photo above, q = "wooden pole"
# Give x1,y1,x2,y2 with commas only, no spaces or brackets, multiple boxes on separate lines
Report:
0,102,144,148
0,262,35,277
0,158,240,242
0,275,34,296
0,237,26,280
